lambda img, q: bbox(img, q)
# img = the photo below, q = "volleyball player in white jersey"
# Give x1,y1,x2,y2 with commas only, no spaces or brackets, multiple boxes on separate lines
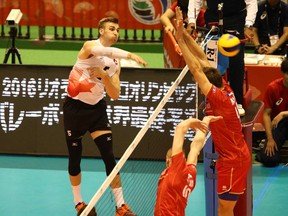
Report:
63,17,147,216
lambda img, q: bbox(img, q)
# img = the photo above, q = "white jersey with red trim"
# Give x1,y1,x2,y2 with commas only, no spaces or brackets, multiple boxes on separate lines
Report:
67,39,120,105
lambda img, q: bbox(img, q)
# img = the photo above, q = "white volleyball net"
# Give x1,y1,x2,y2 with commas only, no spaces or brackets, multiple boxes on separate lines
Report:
79,65,206,215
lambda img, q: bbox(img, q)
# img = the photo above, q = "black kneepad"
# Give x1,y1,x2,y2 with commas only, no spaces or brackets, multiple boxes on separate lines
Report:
94,133,117,175
66,137,82,176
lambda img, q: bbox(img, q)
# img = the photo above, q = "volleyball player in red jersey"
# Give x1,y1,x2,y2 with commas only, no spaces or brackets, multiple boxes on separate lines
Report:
256,58,288,167
175,7,251,216
154,116,222,216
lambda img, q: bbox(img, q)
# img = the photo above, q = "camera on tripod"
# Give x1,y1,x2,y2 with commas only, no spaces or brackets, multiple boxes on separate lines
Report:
3,9,23,64
6,9,23,27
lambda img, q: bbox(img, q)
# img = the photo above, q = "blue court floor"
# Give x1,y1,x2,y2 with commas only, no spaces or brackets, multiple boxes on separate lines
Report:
0,155,287,216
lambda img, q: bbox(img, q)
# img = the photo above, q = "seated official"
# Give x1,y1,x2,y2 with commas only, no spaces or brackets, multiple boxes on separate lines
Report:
252,0,288,55
256,58,288,167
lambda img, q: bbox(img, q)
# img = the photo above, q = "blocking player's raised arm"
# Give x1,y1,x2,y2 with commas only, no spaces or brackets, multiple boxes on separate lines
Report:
187,116,222,166
182,25,210,68
174,6,212,96
172,118,208,157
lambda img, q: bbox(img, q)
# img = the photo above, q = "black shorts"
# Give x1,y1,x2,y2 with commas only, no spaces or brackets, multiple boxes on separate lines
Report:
63,96,111,133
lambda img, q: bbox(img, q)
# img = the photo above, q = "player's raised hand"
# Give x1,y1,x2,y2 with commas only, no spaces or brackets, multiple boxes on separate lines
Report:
88,67,106,79
203,115,223,124
127,53,148,67
187,118,208,133
164,24,175,34
175,7,185,43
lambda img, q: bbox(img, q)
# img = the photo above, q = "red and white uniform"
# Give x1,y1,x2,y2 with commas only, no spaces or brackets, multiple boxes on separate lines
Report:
154,152,196,216
263,78,288,119
205,79,251,194
66,39,119,105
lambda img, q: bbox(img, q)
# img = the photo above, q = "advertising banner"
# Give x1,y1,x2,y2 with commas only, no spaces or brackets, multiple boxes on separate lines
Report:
0,0,172,29
0,64,198,160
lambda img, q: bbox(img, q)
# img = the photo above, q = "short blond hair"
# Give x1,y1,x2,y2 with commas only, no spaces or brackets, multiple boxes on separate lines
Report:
98,17,119,31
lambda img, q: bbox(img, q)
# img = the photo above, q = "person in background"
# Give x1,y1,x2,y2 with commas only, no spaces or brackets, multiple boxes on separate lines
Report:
175,7,252,215
63,16,147,216
187,0,258,116
252,0,288,55
154,116,222,216
160,0,205,35
256,58,288,167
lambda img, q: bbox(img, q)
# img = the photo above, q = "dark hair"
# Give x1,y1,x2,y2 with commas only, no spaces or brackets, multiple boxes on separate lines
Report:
203,67,223,88
281,58,288,73
98,17,119,31
177,0,189,14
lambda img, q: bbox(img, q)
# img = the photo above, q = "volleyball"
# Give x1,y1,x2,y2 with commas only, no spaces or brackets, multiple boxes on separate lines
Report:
218,34,241,57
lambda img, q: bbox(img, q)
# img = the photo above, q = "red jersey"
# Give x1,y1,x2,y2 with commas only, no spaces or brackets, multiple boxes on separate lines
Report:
154,152,196,216
263,78,288,119
205,80,251,166
170,1,177,11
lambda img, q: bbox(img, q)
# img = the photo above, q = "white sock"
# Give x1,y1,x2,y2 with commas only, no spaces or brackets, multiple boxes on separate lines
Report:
112,187,125,208
72,185,83,205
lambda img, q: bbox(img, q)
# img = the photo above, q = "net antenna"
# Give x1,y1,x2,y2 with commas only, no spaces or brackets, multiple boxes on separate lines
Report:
80,21,216,216
193,0,199,119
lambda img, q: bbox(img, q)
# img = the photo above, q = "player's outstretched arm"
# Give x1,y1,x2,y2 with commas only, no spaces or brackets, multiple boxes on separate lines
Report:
127,53,148,67
82,41,148,67
172,118,208,157
175,6,209,67
182,25,210,68
174,6,212,96
88,66,121,100
174,7,201,74
187,116,222,165
160,7,175,34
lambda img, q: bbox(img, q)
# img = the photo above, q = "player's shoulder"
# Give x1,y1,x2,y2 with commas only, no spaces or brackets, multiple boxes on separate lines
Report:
84,40,98,46
268,77,283,87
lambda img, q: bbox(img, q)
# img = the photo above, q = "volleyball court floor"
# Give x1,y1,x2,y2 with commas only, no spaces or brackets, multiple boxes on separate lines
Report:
3,33,287,215
0,154,287,216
